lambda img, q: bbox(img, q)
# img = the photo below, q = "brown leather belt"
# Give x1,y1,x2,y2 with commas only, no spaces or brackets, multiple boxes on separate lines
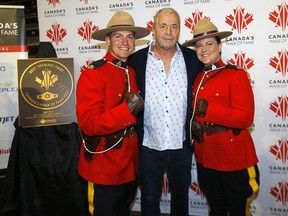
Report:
203,123,229,135
104,126,135,149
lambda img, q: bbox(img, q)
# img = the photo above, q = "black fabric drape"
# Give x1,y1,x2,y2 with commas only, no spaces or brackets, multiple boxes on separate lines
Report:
0,120,89,216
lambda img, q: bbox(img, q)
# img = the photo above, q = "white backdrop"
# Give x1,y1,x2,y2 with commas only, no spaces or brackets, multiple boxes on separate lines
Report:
28,0,288,215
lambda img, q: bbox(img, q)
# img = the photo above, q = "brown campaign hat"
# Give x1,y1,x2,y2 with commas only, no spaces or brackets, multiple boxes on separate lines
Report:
92,10,150,41
182,18,232,47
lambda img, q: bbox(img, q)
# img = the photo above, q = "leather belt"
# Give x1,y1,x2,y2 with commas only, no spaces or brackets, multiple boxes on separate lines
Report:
203,123,229,135
124,126,135,138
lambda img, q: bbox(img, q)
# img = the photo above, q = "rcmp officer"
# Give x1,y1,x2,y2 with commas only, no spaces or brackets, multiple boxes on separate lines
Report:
183,18,260,216
76,11,150,216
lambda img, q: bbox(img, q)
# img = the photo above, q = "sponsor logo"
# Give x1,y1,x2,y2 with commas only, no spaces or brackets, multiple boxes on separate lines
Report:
109,1,134,12
44,0,66,18
190,182,204,199
270,49,288,77
225,6,254,45
183,0,211,5
0,148,11,155
268,2,288,44
80,0,89,4
227,50,254,71
270,94,288,121
162,174,170,197
80,58,94,73
225,6,254,34
0,116,16,124
0,22,18,36
270,181,288,206
0,82,18,93
75,5,98,15
184,10,209,34
46,23,67,46
270,138,288,165
48,0,60,8
77,20,99,44
269,2,288,31
145,0,171,9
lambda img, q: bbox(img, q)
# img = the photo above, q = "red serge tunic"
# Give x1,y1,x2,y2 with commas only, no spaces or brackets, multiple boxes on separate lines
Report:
192,60,258,171
76,52,139,185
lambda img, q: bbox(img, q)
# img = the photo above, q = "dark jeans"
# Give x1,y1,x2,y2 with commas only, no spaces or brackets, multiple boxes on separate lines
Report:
139,145,192,216
90,180,138,216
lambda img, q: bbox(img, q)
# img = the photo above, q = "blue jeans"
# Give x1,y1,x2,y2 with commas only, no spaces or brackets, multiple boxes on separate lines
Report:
139,146,192,216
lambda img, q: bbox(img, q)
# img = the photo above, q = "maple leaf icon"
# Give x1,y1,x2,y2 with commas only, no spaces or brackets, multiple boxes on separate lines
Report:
161,175,170,197
190,182,205,199
269,2,288,31
80,58,94,73
146,21,154,32
184,10,205,33
46,23,67,46
269,49,288,77
227,51,254,71
48,0,60,8
269,94,288,121
270,138,288,164
78,20,99,43
225,6,254,34
270,181,288,206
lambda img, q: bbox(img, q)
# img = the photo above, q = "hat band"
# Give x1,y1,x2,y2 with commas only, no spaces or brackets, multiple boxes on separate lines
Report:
194,30,218,39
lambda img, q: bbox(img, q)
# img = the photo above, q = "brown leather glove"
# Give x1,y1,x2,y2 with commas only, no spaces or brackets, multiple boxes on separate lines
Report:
125,92,144,116
191,120,204,143
195,99,208,117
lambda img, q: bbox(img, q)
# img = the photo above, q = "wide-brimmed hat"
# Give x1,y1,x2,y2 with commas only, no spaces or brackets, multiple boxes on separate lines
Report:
182,18,232,47
92,10,150,41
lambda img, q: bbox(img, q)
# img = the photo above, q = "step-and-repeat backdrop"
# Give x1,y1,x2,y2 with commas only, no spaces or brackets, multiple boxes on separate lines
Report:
2,0,287,215
0,6,28,170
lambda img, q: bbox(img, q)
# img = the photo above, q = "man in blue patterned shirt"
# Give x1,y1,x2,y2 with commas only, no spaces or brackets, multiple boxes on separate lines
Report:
129,7,202,216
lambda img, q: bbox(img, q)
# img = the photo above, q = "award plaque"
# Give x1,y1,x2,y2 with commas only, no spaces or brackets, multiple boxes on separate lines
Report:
17,58,76,127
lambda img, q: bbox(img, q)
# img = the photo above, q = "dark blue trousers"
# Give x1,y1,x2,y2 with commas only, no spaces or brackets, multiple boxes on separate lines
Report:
89,180,137,216
139,146,192,216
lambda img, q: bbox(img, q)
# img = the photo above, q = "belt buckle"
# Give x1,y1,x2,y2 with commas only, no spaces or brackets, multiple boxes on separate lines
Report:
127,127,134,138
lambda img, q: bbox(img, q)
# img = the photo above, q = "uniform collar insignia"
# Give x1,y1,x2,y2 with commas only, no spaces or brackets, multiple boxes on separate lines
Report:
204,63,220,72
112,59,127,69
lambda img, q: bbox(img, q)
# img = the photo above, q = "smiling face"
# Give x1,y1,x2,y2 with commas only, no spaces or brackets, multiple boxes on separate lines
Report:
153,11,180,51
195,37,222,67
105,30,135,62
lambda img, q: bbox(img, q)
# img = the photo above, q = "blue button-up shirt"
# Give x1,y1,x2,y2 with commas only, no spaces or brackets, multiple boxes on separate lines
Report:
143,42,188,150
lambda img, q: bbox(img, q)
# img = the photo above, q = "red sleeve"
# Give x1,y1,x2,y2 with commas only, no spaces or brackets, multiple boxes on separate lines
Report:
76,68,136,136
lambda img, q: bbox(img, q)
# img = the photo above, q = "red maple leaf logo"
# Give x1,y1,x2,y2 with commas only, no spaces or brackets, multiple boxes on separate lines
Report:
78,20,99,44
80,58,94,73
269,49,288,77
184,10,208,33
80,0,89,4
269,2,288,31
146,20,154,32
162,174,170,197
269,94,288,121
190,182,205,199
46,23,67,46
270,181,288,206
227,50,254,71
225,6,254,34
270,138,288,164
47,0,60,7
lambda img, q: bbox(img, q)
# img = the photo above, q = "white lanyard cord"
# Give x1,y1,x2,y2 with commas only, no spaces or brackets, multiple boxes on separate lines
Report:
83,62,131,154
